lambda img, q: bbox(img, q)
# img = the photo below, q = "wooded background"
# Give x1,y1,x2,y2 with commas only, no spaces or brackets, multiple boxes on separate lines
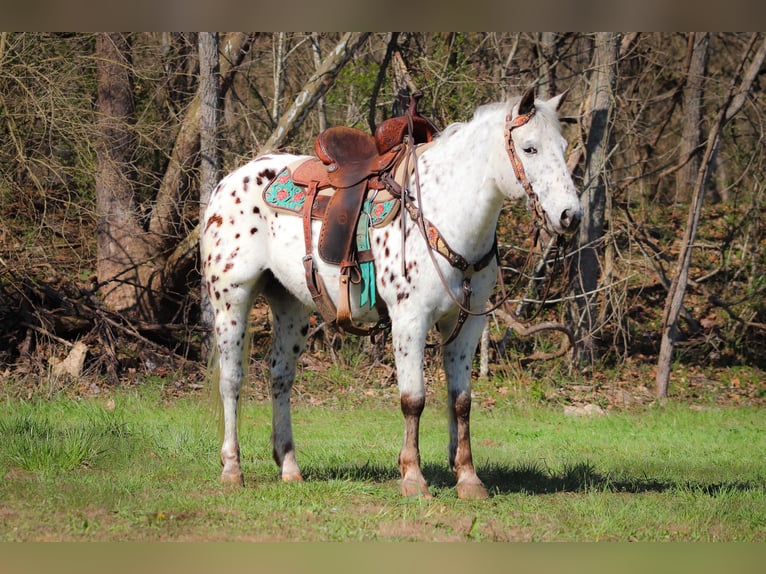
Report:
0,32,763,398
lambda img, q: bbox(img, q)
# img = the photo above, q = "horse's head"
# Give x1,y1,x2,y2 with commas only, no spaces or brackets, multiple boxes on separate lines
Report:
505,88,582,236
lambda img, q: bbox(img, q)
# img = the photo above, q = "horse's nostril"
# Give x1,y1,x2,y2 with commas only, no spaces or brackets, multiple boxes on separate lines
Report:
561,208,581,231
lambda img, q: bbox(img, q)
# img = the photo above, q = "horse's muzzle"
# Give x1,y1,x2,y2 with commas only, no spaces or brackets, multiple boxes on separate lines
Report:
558,207,581,234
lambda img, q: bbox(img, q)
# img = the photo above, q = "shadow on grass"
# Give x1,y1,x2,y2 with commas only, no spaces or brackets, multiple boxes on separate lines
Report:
438,461,765,496
303,460,764,497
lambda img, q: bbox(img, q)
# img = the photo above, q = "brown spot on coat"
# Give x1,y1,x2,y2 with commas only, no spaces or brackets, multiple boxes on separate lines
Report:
259,168,276,181
205,214,223,231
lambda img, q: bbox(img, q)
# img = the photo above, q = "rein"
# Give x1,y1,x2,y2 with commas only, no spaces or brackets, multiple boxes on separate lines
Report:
392,102,550,345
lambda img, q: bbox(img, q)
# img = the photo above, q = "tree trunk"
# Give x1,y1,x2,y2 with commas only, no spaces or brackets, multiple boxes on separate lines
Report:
149,31,370,334
537,32,558,99
571,32,619,367
94,32,252,323
198,32,221,361
657,33,766,397
149,33,252,252
149,33,253,315
272,33,287,124
163,32,368,294
95,33,153,317
675,33,709,205
310,33,328,133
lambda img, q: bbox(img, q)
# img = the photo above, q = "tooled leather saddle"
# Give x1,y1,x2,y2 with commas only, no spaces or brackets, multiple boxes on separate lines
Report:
292,93,436,335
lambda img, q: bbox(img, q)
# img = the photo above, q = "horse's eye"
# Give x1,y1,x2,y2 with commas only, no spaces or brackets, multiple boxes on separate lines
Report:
523,146,537,155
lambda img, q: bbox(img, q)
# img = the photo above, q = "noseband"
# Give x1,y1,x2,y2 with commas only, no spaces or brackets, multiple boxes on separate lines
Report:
505,108,546,228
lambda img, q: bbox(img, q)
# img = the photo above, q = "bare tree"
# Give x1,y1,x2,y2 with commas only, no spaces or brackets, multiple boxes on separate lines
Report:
3,32,766,385
198,32,221,360
571,32,619,366
272,33,287,123
95,32,152,317
260,32,370,153
91,32,255,327
657,33,766,398
675,33,710,205
309,33,328,133
537,32,559,99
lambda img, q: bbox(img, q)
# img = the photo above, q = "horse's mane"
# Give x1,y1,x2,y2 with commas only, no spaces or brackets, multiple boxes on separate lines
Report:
436,95,562,142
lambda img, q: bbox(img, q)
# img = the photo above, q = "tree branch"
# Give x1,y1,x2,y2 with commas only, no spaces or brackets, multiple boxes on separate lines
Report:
260,32,370,153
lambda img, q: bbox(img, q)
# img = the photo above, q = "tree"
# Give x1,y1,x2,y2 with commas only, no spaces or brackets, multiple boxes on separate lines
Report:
95,32,153,318
198,32,221,360
94,32,253,325
570,32,619,366
259,32,370,153
2,32,765,388
675,33,709,205
656,33,766,398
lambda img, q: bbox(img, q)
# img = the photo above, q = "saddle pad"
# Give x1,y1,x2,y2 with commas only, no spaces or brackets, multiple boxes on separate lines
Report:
263,164,399,228
263,168,309,212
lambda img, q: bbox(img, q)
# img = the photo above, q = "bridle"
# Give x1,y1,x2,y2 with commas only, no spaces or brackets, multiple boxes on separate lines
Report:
394,102,551,345
504,106,547,230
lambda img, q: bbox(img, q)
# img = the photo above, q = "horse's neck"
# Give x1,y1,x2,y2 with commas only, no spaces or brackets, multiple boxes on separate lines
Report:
416,112,507,262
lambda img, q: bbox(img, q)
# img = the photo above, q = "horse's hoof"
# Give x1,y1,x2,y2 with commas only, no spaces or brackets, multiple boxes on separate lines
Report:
457,480,489,500
400,478,432,499
221,470,245,487
281,470,304,482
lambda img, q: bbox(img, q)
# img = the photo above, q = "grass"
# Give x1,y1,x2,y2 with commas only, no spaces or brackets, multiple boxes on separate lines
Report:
1,383,765,541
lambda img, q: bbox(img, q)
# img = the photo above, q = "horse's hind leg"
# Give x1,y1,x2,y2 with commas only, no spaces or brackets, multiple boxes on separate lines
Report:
263,280,311,482
442,315,489,500
213,282,258,487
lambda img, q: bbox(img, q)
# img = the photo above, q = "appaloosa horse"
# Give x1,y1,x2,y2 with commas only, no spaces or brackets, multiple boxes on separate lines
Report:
200,89,582,499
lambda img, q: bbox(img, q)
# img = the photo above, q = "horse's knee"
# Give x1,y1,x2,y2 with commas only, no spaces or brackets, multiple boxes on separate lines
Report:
400,392,425,417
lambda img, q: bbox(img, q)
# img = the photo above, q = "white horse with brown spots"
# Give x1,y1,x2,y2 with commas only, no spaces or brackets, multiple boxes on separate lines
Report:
200,89,582,499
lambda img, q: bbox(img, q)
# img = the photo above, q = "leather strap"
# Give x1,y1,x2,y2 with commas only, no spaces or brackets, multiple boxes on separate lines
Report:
505,108,546,228
302,175,388,337
302,181,339,324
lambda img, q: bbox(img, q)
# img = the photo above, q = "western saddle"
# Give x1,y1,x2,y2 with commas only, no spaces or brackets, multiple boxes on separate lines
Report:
292,93,436,335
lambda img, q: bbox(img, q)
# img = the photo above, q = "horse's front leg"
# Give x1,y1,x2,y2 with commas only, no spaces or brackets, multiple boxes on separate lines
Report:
392,319,431,498
442,315,489,500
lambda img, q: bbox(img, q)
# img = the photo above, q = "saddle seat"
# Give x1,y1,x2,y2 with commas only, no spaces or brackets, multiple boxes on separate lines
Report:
315,127,389,190
314,114,436,190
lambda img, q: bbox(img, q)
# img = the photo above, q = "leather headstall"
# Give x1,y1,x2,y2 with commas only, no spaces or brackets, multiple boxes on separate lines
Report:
504,107,546,229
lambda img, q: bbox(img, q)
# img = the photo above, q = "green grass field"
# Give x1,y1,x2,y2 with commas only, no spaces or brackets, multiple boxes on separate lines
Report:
1,382,764,541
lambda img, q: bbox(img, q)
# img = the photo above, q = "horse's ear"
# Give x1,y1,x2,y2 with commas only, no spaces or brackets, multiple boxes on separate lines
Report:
518,87,536,116
549,89,569,111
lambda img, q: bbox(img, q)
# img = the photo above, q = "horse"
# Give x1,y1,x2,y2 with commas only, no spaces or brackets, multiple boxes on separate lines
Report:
200,88,582,499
